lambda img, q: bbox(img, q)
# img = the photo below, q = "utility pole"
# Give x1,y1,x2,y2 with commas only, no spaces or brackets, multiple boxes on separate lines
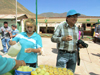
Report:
36,0,38,67
36,0,38,33
45,19,48,33
16,0,17,26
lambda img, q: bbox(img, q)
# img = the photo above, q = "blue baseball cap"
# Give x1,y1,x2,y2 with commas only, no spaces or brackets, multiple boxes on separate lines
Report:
67,10,80,17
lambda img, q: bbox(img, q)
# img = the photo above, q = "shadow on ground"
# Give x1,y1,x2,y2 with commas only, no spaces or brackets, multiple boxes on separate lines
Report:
89,72,100,75
93,41,100,45
91,53,100,57
0,49,4,53
52,48,58,54
80,59,92,63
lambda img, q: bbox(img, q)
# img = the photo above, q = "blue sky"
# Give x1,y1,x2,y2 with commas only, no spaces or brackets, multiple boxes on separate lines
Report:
17,0,100,16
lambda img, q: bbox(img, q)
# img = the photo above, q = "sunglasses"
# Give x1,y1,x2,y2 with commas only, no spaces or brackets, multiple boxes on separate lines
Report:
68,15,78,18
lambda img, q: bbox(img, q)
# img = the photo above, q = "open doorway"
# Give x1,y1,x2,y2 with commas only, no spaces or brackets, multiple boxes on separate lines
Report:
82,23,86,30
40,27,54,33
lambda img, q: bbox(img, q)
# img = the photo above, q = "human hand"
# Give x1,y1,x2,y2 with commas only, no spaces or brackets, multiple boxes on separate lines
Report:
25,48,32,53
14,60,26,69
10,36,12,38
62,35,72,41
78,44,84,48
21,60,26,66
9,40,16,45
6,30,9,32
1,29,3,31
9,31,11,34
95,33,99,37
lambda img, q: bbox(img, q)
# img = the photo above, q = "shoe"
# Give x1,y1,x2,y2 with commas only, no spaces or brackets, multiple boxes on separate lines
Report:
0,51,3,56
3,52,7,55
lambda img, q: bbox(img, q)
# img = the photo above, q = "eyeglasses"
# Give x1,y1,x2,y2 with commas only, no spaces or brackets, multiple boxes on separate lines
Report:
68,15,78,18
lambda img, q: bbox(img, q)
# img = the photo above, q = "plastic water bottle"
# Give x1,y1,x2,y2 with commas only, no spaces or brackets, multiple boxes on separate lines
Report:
8,42,21,57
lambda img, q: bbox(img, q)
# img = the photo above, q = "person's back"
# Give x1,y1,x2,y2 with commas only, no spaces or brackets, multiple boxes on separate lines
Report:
11,25,19,38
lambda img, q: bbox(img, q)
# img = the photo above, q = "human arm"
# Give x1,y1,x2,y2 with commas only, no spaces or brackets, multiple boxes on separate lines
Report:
10,33,12,38
25,48,41,53
9,40,16,45
0,27,4,33
11,29,19,38
62,35,72,41
51,25,72,43
77,40,85,48
13,60,26,69
0,55,26,74
78,44,84,48
10,34,18,38
51,25,63,43
25,34,42,53
6,30,11,34
5,27,12,34
9,34,20,45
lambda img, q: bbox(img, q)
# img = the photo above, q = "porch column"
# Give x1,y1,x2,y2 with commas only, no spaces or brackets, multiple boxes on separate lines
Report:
85,23,87,30
21,19,24,32
37,23,40,34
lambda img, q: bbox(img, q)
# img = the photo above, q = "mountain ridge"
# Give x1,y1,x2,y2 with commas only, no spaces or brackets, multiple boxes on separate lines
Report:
39,12,86,17
0,0,42,18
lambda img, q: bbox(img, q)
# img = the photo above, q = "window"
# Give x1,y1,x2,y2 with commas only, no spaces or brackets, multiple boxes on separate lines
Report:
87,23,91,27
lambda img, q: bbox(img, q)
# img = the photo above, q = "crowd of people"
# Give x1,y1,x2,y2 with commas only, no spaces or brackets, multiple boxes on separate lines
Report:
0,10,84,74
0,19,43,74
0,22,19,54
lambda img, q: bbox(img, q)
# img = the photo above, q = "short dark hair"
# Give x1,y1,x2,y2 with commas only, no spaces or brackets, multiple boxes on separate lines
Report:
4,21,8,24
11,25,16,28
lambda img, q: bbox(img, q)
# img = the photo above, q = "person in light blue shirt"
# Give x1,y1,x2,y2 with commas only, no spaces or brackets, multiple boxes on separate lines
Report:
9,18,42,68
0,55,26,74
10,25,19,38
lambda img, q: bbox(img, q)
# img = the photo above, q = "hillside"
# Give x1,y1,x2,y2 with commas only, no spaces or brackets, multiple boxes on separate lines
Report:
39,12,86,17
0,0,43,18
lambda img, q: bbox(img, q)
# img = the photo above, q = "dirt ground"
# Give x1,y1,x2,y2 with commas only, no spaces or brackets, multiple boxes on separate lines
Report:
0,36,100,75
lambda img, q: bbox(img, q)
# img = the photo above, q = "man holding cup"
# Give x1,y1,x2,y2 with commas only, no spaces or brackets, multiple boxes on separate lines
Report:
51,10,83,73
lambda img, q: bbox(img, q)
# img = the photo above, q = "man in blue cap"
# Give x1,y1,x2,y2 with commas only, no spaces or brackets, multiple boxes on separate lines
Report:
51,10,83,73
